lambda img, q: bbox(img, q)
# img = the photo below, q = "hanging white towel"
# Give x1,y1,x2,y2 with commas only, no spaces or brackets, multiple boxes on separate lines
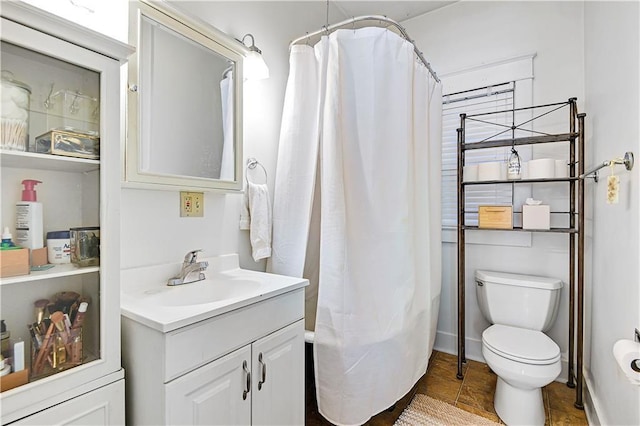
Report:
239,190,251,230
244,181,272,261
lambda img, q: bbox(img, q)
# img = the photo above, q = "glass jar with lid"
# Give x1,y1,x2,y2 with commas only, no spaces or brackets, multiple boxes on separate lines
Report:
1,70,31,151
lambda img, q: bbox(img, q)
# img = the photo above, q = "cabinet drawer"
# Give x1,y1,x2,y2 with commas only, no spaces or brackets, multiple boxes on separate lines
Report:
164,288,304,382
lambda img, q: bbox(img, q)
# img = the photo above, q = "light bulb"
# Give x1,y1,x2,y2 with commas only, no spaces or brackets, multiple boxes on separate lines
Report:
244,51,269,81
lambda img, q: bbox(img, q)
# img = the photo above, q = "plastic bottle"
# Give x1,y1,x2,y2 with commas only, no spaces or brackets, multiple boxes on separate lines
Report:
15,179,43,249
507,148,522,180
1,227,16,249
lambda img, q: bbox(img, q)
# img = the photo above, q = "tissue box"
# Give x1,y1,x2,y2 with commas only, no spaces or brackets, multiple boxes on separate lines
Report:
522,205,551,230
478,205,513,229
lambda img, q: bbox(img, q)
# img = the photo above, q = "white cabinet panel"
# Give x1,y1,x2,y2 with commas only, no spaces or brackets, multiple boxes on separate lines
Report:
166,345,252,426
252,321,305,426
10,378,125,425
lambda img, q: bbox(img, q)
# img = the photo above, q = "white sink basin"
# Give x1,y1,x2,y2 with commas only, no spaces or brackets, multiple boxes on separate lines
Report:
142,277,261,307
120,254,308,332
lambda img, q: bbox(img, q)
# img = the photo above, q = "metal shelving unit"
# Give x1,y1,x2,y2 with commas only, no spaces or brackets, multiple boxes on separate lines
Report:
456,98,586,409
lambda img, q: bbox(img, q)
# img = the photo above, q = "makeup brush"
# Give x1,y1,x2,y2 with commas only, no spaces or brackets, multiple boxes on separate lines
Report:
34,299,49,324
33,320,56,374
51,311,71,350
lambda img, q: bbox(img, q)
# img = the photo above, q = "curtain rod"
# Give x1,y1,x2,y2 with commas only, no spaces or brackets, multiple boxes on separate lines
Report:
289,15,440,83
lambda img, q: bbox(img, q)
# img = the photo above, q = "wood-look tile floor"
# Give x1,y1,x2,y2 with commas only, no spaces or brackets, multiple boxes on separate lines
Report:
306,350,589,425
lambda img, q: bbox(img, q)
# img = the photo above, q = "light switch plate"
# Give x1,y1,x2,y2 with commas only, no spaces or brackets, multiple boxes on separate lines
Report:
180,191,204,217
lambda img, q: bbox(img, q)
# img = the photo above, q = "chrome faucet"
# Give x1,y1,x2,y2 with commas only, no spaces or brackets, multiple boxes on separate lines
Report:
167,250,209,286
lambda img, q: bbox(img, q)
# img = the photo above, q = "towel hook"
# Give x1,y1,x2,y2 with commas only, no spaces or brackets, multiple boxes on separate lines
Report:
246,158,268,185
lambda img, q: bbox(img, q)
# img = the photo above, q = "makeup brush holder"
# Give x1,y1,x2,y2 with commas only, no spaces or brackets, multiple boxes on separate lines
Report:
30,327,83,381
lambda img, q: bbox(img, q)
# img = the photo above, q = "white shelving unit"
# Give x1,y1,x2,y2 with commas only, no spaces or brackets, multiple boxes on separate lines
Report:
0,2,133,423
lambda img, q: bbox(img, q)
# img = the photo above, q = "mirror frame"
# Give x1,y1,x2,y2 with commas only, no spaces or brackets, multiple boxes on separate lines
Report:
126,0,244,191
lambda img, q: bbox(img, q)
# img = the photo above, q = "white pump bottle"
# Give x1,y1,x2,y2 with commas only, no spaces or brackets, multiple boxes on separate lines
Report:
15,179,43,249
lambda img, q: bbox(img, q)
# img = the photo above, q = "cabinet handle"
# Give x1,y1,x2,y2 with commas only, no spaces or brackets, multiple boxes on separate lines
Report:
258,352,267,390
242,360,251,400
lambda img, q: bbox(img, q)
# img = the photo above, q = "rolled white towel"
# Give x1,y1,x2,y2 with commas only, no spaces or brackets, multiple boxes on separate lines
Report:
245,181,272,262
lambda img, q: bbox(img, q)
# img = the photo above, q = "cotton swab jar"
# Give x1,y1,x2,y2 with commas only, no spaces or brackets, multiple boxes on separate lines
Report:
1,71,31,151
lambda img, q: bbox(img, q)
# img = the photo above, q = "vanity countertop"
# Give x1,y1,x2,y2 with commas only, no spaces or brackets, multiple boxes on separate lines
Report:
120,254,307,332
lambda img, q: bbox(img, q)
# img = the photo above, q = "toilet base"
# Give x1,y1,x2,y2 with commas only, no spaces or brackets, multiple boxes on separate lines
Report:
494,377,545,426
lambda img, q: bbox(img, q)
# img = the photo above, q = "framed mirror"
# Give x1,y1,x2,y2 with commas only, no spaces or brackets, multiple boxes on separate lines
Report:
126,0,243,191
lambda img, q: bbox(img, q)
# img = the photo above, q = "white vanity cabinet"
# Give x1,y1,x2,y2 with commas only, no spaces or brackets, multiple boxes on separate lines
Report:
0,2,132,423
166,321,304,425
121,282,306,426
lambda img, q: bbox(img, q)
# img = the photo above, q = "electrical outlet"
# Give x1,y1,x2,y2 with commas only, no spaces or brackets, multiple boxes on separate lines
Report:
180,192,204,217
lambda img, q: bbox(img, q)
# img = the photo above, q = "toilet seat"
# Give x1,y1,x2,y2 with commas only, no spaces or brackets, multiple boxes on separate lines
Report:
483,324,560,365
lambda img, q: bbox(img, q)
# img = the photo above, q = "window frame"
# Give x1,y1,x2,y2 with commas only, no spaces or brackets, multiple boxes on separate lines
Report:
440,53,536,245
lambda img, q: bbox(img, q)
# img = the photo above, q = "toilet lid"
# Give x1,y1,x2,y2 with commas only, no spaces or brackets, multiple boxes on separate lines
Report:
483,324,560,365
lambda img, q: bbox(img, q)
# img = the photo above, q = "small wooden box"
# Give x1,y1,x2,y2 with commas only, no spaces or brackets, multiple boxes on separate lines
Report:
30,247,48,267
478,205,513,229
0,248,29,278
0,369,29,392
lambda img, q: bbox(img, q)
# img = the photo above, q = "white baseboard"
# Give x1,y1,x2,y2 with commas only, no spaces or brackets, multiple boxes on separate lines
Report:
583,369,603,425
433,330,484,362
433,330,570,383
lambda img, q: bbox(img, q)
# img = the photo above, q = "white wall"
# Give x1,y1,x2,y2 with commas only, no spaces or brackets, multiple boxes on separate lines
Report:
583,2,640,425
403,1,585,379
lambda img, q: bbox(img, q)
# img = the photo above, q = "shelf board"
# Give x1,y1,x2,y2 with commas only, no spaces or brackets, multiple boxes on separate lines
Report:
0,150,100,173
461,225,578,233
0,263,99,286
462,132,579,150
464,211,573,215
462,177,579,185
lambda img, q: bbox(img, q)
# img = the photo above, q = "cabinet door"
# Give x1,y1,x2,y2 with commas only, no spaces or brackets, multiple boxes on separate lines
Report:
252,320,304,426
166,344,252,425
10,378,124,425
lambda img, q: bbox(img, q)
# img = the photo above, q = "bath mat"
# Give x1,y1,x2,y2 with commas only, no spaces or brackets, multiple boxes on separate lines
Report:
394,394,500,426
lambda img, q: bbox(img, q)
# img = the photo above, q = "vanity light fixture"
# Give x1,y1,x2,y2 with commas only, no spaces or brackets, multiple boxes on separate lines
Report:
240,33,269,81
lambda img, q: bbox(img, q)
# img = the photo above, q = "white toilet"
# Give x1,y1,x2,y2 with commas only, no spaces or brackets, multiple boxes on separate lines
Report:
475,270,563,426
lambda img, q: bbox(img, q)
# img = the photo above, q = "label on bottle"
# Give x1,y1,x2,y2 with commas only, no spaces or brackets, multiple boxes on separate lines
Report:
15,203,43,249
507,164,521,179
15,204,30,229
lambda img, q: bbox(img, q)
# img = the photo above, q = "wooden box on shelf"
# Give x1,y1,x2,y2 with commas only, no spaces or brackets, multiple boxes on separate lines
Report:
0,369,29,392
478,205,513,229
0,248,29,278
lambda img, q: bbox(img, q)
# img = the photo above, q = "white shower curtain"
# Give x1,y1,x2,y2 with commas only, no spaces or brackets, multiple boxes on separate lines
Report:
219,72,234,181
270,27,442,426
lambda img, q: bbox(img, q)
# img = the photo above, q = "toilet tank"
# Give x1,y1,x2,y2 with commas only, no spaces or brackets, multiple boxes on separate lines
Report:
475,270,563,332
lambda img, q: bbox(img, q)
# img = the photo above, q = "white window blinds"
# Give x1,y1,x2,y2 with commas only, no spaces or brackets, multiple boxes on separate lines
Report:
441,83,515,227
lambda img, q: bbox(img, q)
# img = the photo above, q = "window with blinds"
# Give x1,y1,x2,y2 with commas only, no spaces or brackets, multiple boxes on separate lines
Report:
441,82,516,228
